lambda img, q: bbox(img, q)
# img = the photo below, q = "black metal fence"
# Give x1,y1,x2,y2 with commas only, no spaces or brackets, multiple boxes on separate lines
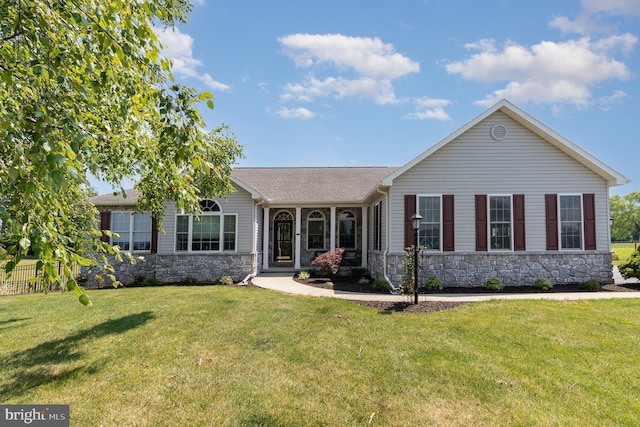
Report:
0,263,80,296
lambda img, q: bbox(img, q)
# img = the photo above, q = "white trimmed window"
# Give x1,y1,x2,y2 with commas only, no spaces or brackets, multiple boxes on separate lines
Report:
175,200,237,252
560,194,582,250
418,196,441,250
111,212,152,252
307,211,325,250
338,211,356,249
489,195,512,250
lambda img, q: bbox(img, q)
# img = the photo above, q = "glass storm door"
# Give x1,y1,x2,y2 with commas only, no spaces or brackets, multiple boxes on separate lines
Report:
274,220,293,261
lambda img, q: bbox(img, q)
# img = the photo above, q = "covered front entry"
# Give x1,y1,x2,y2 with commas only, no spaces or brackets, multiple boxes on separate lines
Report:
262,206,368,271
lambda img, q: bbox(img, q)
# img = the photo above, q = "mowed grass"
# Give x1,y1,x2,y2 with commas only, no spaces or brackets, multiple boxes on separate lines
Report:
612,242,638,266
2,287,640,426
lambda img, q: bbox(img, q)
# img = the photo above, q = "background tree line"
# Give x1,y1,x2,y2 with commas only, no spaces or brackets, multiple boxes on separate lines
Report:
611,191,640,242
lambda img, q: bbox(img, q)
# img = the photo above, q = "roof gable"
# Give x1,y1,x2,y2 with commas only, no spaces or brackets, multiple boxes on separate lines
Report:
232,167,397,204
382,99,629,187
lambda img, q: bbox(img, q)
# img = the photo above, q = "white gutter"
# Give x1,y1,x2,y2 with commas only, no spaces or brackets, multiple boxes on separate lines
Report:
242,199,264,284
376,187,398,293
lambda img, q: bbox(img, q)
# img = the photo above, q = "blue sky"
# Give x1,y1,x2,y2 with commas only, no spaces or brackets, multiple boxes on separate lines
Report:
96,0,639,196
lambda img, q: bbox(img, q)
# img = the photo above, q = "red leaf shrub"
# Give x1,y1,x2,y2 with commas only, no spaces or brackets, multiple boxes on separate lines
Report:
311,248,345,276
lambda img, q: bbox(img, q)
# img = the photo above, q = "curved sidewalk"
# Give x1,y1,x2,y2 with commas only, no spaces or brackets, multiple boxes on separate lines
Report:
251,270,640,303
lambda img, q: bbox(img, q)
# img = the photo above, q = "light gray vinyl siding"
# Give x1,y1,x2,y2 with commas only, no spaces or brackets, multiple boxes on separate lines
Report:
389,111,610,253
157,184,255,254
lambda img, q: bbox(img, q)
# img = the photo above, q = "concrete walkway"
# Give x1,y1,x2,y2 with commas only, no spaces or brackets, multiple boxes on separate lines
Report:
251,266,640,303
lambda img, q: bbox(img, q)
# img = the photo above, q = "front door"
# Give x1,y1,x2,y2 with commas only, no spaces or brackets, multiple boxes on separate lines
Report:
274,220,293,261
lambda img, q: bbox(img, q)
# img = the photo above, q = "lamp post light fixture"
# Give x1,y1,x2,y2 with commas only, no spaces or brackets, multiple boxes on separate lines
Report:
410,213,423,305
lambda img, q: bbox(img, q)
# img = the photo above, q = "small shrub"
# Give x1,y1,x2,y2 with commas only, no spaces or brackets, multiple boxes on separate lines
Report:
304,269,318,278
350,267,367,279
144,277,160,287
358,277,371,285
424,275,443,292
311,248,345,277
298,271,311,281
372,278,391,293
485,277,504,291
620,247,640,280
533,278,552,291
580,279,602,291
218,276,234,286
131,275,146,287
181,277,198,286
612,252,619,261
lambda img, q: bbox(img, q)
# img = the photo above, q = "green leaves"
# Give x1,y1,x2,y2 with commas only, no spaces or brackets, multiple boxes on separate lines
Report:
0,0,242,306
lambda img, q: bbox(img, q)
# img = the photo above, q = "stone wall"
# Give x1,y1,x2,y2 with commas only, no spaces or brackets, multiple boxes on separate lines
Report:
83,253,257,287
376,251,613,288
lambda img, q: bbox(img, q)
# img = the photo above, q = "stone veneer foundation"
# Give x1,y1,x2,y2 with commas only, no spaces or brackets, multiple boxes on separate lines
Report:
369,251,613,289
83,253,259,287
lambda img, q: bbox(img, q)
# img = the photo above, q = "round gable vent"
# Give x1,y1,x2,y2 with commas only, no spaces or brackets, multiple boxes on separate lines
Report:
490,124,508,141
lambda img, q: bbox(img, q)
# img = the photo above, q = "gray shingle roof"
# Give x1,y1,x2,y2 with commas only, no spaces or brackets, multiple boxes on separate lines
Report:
91,188,142,206
91,167,397,205
232,167,397,203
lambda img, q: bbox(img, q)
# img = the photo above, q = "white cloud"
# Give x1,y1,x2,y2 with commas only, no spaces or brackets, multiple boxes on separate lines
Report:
278,33,419,105
582,0,640,16
274,107,317,119
280,33,419,80
446,37,634,108
405,98,452,121
550,0,640,36
281,76,398,105
155,27,231,92
598,90,628,111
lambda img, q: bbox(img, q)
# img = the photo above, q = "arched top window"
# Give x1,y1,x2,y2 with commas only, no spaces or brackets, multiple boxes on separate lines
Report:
308,211,324,220
338,210,356,249
307,211,325,250
339,211,355,220
274,211,293,221
200,199,220,212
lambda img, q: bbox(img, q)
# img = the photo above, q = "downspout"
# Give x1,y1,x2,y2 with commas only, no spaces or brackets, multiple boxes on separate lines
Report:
242,199,264,284
376,187,398,293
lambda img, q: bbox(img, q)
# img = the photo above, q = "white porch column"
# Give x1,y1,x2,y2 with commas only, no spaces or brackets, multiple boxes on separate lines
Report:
361,206,368,267
295,207,302,269
262,207,270,270
330,206,336,250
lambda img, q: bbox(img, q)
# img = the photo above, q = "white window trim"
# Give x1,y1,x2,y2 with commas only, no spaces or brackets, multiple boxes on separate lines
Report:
417,194,443,252
338,210,357,249
306,211,326,251
111,211,152,253
487,194,513,252
174,201,238,253
558,193,584,251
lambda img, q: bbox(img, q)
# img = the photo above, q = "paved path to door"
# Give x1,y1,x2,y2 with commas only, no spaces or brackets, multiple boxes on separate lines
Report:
251,266,640,303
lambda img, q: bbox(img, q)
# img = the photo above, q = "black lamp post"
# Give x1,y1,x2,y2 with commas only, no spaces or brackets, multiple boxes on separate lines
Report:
410,213,422,305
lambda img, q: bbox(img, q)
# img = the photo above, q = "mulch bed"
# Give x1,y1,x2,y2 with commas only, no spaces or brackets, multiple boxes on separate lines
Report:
293,275,640,313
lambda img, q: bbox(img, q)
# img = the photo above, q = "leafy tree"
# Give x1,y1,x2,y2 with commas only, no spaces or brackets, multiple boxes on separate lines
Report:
0,0,243,305
610,192,640,242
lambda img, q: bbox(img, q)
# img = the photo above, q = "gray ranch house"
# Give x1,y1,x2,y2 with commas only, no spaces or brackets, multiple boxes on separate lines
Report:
91,100,629,288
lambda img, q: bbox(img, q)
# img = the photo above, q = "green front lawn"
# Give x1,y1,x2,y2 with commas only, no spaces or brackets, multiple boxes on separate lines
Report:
612,242,638,266
2,287,640,426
